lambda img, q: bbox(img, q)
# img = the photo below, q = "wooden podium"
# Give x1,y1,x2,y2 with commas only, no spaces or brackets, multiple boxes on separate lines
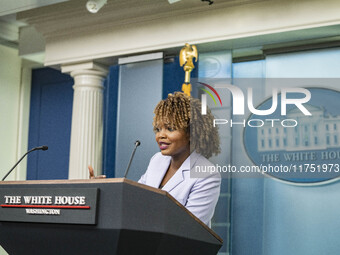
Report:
0,178,222,255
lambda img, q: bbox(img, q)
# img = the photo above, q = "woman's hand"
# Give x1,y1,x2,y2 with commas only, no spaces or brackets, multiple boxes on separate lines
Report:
88,165,106,179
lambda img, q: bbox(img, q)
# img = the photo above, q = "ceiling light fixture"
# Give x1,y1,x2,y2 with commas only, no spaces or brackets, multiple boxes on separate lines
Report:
168,0,181,4
86,0,107,13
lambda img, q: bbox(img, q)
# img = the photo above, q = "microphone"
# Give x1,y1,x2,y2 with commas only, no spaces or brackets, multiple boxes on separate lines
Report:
2,145,49,181
123,140,141,178
34,145,48,151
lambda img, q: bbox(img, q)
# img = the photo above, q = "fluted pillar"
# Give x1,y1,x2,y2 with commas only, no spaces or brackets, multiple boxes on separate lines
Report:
62,62,108,179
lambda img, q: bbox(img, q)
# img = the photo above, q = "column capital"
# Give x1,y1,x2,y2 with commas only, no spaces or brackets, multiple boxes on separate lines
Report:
61,61,108,77
62,61,108,90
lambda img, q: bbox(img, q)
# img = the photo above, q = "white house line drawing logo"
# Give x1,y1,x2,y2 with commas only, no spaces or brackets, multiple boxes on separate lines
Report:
257,105,340,152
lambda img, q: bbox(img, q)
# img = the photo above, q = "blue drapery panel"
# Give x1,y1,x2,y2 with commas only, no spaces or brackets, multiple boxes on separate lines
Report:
27,67,73,180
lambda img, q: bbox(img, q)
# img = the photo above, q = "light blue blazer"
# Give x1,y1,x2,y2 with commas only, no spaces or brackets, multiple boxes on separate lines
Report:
138,151,221,226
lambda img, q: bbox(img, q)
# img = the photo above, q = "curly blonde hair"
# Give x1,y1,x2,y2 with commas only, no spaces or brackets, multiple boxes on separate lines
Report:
153,92,220,158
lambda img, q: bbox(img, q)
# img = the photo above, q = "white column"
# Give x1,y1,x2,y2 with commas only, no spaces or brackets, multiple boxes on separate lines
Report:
62,62,108,179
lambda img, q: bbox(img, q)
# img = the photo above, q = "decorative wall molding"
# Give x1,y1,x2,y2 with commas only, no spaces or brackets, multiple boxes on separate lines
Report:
17,0,340,66
18,0,266,38
0,19,19,42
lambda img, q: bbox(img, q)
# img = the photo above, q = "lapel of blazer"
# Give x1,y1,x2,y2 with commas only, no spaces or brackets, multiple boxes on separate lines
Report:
163,152,199,192
149,156,171,188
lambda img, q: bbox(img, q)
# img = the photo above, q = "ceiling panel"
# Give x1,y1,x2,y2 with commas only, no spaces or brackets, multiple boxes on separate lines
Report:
0,0,69,16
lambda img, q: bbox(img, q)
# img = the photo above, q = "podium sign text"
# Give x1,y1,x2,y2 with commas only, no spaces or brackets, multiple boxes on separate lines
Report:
0,188,98,225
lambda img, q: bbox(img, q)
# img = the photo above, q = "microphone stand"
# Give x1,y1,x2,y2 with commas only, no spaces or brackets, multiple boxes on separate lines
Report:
2,146,48,181
124,141,141,178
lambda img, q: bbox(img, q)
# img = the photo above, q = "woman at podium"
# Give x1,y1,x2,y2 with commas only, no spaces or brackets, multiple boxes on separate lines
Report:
138,92,221,227
90,92,221,226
